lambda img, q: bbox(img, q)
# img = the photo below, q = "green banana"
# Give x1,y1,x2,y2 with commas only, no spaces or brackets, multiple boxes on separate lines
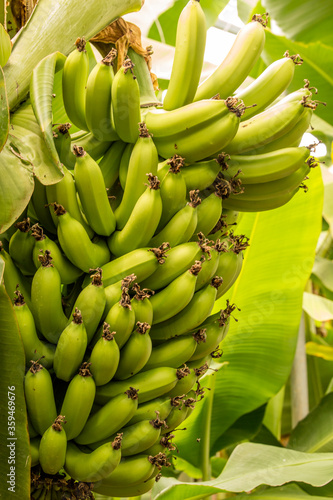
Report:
164,365,197,398
98,140,127,191
224,187,300,212
222,147,311,184
156,155,187,231
224,95,315,155
93,477,156,497
126,397,172,426
194,15,267,101
95,367,179,405
62,37,89,130
30,437,40,467
75,389,139,444
89,323,120,385
141,238,210,290
145,432,176,456
104,273,137,316
108,174,162,257
111,58,141,143
39,416,67,475
190,312,231,361
235,52,303,120
73,146,116,236
149,189,201,248
13,289,55,368
0,242,32,309
101,288,136,348
31,224,83,285
85,49,117,141
215,234,247,298
194,184,223,236
8,218,35,275
163,0,207,110
52,203,110,272
31,177,57,235
71,129,113,161
70,267,106,343
53,123,75,169
143,335,198,371
65,436,122,482
118,142,135,189
162,397,189,434
114,321,152,379
195,239,228,291
60,362,96,440
150,261,202,324
131,284,154,324
24,361,57,435
53,308,87,382
31,250,68,344
45,165,94,238
150,277,223,340
152,98,244,163
182,156,224,192
115,123,158,229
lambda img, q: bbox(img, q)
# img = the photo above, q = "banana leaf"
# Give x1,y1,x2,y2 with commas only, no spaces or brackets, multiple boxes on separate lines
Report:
174,167,323,468
3,0,143,110
235,483,332,499
0,65,9,151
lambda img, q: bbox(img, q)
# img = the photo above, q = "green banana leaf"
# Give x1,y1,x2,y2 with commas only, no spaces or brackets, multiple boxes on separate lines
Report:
262,0,333,46
288,392,333,452
306,342,333,362
3,0,143,110
0,65,9,151
0,284,30,499
152,444,333,499
148,0,229,45
174,167,323,468
303,292,333,321
235,483,332,499
312,256,333,292
30,51,66,169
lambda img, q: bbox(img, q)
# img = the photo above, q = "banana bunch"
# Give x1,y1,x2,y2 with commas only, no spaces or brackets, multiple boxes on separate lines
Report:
0,1,324,498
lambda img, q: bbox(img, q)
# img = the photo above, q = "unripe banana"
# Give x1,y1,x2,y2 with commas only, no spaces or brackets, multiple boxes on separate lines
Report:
39,416,67,475
8,218,35,275
115,321,152,380
162,397,189,434
115,123,158,229
75,389,138,444
85,49,117,141
46,165,94,238
149,189,201,248
53,308,87,382
150,261,202,324
71,129,113,160
235,52,303,120
95,367,178,405
143,335,198,371
99,288,136,348
65,435,122,482
108,174,162,257
70,267,106,343
94,476,156,498
0,23,12,67
153,98,244,163
165,365,198,398
31,224,83,285
189,309,231,361
140,238,210,290
194,16,266,101
224,187,300,212
221,147,311,184
182,157,224,192
0,242,32,310
62,37,89,130
89,323,120,385
131,284,154,324
157,155,187,231
126,397,172,426
118,142,135,189
24,361,57,435
60,362,96,440
103,273,137,317
31,177,57,235
163,0,207,110
150,277,223,340
31,250,68,344
52,203,110,272
195,240,228,291
30,437,40,467
215,234,246,298
194,184,223,236
99,140,127,191
93,244,169,288
73,146,116,236
13,289,55,368
53,123,75,169
145,432,176,456
111,58,141,143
